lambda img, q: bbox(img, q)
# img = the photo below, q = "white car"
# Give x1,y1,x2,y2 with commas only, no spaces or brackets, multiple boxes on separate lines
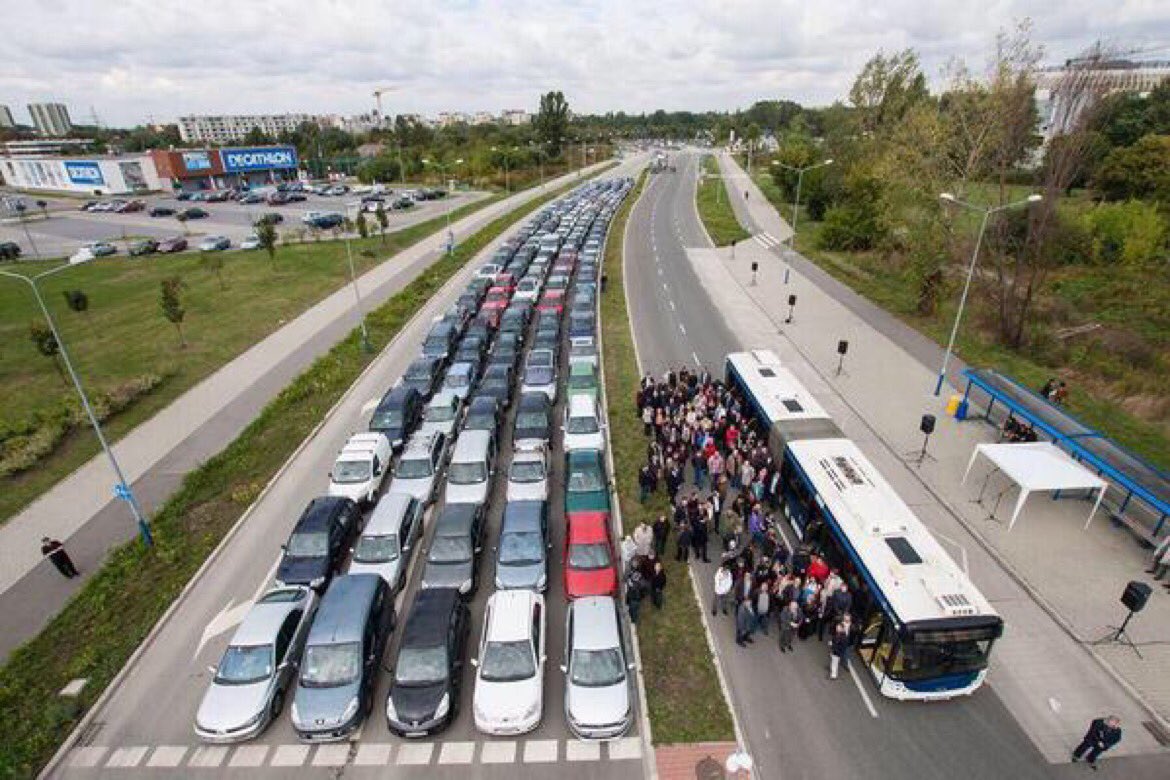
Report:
472,590,546,735
520,362,557,402
563,394,606,453
347,492,424,593
418,391,463,439
198,235,231,252
327,432,392,506
475,263,502,281
513,276,542,303
240,233,262,250
390,431,449,507
562,596,633,740
507,444,549,502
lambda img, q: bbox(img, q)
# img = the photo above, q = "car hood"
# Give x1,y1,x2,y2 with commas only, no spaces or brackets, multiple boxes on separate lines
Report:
277,555,329,586
474,675,542,723
513,433,549,450
565,565,617,597
393,476,433,501
389,680,448,726
564,432,605,452
347,557,402,586
196,679,270,733
292,681,359,730
328,481,368,502
567,678,629,730
418,420,456,439
496,560,546,590
507,482,547,503
421,560,473,590
565,492,610,515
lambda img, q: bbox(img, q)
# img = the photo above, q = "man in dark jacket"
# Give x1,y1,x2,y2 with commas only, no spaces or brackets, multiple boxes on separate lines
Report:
639,465,657,502
626,570,647,625
1072,716,1122,769
41,537,79,578
652,515,669,557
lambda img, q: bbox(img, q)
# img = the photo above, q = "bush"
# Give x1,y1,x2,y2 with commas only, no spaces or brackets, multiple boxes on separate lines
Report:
1080,200,1168,267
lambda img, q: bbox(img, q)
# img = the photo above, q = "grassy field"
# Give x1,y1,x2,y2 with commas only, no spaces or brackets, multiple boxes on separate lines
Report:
601,171,737,744
0,196,507,525
696,156,751,247
0,175,596,780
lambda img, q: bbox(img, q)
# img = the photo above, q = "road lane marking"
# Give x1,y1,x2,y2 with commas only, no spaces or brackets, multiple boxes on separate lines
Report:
105,746,148,768
146,746,187,768
693,351,701,367
607,737,643,760
566,741,601,761
70,747,107,768
480,740,517,763
312,743,351,766
397,742,434,765
438,741,476,764
848,661,881,718
668,300,676,311
354,743,393,765
195,598,254,659
269,744,309,767
228,745,268,767
661,282,668,293
679,323,687,335
187,745,228,767
523,739,559,763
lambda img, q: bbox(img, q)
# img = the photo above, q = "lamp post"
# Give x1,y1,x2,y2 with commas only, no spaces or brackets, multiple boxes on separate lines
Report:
0,258,153,546
397,143,405,186
342,200,372,352
932,191,1043,396
772,158,833,248
422,158,463,253
12,203,43,260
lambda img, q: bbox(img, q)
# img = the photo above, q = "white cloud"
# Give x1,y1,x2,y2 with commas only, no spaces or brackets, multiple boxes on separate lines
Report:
0,0,1166,126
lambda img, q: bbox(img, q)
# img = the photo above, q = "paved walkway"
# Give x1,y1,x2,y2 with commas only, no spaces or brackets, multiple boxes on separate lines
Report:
0,163,613,661
692,153,1170,759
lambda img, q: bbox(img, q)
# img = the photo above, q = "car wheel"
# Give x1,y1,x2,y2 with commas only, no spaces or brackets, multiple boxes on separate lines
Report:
270,688,285,719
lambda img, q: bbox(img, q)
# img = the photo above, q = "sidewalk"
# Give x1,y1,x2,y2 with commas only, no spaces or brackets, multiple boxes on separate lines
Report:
0,163,612,660
688,155,1170,758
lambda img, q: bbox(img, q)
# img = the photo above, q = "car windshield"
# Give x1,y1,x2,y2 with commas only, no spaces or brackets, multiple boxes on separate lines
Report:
301,642,362,687
448,462,486,485
499,531,544,566
569,542,611,570
425,404,455,423
568,465,603,492
515,411,547,431
396,457,433,479
353,533,399,564
510,460,545,483
333,459,370,484
406,366,432,381
570,346,595,358
286,531,328,558
395,645,448,686
480,640,536,682
570,648,625,688
215,644,274,685
465,413,493,430
525,367,553,385
371,409,403,428
429,535,472,564
568,415,599,434
569,372,596,389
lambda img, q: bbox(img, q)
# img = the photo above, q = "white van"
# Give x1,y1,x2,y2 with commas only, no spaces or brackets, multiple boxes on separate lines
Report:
327,432,392,506
444,430,496,505
347,492,424,593
563,394,605,453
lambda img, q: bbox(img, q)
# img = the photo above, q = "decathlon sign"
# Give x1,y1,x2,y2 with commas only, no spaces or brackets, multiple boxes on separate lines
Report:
64,161,105,185
182,151,212,171
219,146,298,173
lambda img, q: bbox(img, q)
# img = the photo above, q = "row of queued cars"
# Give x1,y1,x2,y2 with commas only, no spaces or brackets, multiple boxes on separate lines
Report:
194,175,637,746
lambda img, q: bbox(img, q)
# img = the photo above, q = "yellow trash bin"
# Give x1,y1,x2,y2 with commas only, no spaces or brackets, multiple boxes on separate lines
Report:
945,394,962,417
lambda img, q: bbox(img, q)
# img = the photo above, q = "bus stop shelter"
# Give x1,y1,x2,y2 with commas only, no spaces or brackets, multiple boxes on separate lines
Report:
962,442,1108,531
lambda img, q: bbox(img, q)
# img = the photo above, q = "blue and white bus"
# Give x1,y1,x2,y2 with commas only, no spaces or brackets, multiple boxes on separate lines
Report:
727,351,1003,700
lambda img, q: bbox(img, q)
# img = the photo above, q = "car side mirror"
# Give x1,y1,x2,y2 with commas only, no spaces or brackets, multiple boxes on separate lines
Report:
559,664,567,673
469,658,478,668
628,662,637,671
207,665,217,675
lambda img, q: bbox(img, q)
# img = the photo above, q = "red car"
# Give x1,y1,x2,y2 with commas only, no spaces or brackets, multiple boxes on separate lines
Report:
563,514,617,599
492,272,517,292
536,289,565,314
475,308,503,330
481,286,511,311
157,236,188,253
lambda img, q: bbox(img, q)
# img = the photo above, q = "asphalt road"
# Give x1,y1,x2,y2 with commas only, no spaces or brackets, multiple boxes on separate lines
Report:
47,158,648,780
620,150,1169,779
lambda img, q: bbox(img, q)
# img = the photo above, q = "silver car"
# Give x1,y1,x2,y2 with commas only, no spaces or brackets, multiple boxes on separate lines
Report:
495,500,549,592
348,492,424,593
507,444,549,503
520,362,557,402
195,586,318,743
391,431,449,506
419,391,463,439
562,596,633,740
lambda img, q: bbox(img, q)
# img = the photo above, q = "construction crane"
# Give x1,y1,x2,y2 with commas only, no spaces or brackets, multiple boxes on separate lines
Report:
373,86,399,127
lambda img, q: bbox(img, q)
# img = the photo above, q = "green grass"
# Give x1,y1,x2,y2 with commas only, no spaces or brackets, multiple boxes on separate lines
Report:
601,170,736,745
0,174,601,780
0,196,510,525
696,156,751,247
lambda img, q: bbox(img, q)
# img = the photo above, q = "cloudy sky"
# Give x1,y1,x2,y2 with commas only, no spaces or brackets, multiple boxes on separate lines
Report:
3,0,1169,127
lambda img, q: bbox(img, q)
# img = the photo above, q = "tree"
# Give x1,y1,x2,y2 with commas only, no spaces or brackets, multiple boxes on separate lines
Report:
356,211,370,240
255,220,279,263
28,321,66,384
374,203,389,244
243,126,274,146
62,289,89,315
1092,134,1170,202
200,250,226,289
535,91,570,157
849,49,929,134
159,277,186,347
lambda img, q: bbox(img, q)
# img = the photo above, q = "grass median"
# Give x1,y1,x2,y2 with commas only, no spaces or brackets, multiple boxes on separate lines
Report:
0,169,612,780
601,170,736,744
696,155,750,247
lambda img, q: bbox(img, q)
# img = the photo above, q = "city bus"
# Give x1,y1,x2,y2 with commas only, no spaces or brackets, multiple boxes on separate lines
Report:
726,351,1004,700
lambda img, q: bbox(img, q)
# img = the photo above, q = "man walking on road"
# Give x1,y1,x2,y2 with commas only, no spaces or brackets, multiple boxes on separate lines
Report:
1072,716,1122,770
41,537,80,579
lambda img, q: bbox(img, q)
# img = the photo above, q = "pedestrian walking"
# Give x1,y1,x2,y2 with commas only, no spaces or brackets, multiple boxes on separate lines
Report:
41,537,79,579
713,564,733,615
651,561,667,609
735,598,756,647
638,464,656,502
675,520,692,563
779,600,799,653
829,615,853,679
1072,716,1122,770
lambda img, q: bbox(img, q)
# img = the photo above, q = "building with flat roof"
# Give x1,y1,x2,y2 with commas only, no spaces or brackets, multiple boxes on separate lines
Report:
177,113,318,144
0,153,161,195
501,109,531,126
1036,59,1170,140
149,145,300,192
0,105,14,128
28,103,72,137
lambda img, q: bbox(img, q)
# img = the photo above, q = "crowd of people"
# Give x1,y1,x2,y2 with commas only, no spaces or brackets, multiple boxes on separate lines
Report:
621,366,861,680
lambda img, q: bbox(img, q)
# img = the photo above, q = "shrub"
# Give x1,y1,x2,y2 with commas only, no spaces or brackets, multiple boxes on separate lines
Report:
1080,200,1168,267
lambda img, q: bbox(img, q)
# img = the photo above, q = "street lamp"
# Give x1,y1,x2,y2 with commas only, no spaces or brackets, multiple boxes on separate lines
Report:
931,191,1043,396
12,203,42,260
422,158,464,253
772,158,833,248
342,200,372,352
490,146,511,193
0,258,153,546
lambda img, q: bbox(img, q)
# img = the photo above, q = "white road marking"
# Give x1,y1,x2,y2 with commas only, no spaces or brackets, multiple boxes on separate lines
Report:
661,282,668,293
361,396,381,414
480,740,517,763
607,737,644,760
146,746,187,768
438,741,476,765
269,744,310,767
657,267,663,276
848,661,881,718
354,743,393,766
187,745,228,768
692,351,701,367
312,743,351,766
195,598,254,660
566,741,602,761
228,745,269,767
105,746,148,768
70,747,107,768
397,742,434,766
523,739,559,763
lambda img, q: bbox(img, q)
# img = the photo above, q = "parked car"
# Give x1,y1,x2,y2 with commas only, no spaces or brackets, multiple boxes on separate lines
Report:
179,207,209,219
568,336,599,369
240,234,262,250
462,395,502,439
86,241,118,257
564,394,606,453
276,496,363,590
385,588,470,737
199,235,231,252
520,362,557,403
421,321,459,361
391,431,449,507
488,332,522,372
513,392,551,449
472,589,547,735
475,364,515,410
566,362,600,402
495,500,550,592
421,502,485,596
327,432,392,506
195,586,317,742
562,595,633,739
441,361,477,402
303,211,344,229
149,205,176,217
507,444,549,503
444,430,496,506
129,239,159,257
418,391,463,440
290,574,395,741
348,492,424,593
157,236,188,253
564,513,618,600
368,386,423,450
400,356,445,400
564,448,611,525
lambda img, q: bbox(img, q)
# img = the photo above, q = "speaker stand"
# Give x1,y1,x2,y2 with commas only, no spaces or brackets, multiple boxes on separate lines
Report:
903,434,937,468
1091,610,1143,659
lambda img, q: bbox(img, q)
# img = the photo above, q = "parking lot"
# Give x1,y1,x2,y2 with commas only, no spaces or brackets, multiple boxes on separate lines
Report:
0,188,486,260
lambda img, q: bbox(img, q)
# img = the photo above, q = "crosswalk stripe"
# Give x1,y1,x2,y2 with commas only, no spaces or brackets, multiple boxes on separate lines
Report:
227,745,268,767
311,743,351,766
566,740,601,761
69,747,107,768
396,742,434,766
523,739,559,763
146,746,187,768
105,746,148,768
480,740,517,763
187,745,228,768
608,736,644,760
438,740,476,764
354,742,393,766
269,743,309,767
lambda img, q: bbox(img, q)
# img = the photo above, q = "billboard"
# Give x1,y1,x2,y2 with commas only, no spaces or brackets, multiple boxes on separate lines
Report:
182,151,212,171
64,161,105,186
219,146,298,173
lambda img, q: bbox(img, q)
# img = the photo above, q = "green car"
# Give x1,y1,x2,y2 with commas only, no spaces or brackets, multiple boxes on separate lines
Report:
566,362,599,402
564,449,610,519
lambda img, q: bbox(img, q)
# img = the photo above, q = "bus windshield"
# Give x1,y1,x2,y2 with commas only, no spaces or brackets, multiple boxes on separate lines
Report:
887,628,996,682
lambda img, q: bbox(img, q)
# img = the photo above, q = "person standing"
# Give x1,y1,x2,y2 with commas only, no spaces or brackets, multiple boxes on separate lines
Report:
735,597,756,647
692,514,710,563
639,464,656,502
41,537,79,579
675,517,692,563
633,521,654,558
650,561,667,609
779,600,800,653
1072,716,1122,769
829,615,853,679
626,570,647,625
652,514,670,557
712,564,733,616
1146,534,1170,581
755,580,771,636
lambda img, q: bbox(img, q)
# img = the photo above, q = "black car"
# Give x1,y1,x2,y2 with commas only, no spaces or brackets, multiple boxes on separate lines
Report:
532,329,561,359
513,392,551,446
369,386,423,449
400,356,445,400
276,496,362,590
129,239,159,256
487,333,521,372
385,589,470,736
179,207,209,219
420,503,485,596
454,333,489,366
255,212,284,226
462,395,502,439
148,205,175,217
0,241,21,260
421,322,459,361
476,364,515,409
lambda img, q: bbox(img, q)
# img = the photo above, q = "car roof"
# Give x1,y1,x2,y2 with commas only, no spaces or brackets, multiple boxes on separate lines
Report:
296,496,354,531
502,500,546,532
402,430,441,456
428,390,460,407
468,396,498,413
434,503,479,534
340,432,387,454
307,575,382,645
567,394,598,415
485,590,539,642
231,587,310,646
401,589,460,648
567,448,603,468
380,385,419,406
518,392,551,411
569,362,595,376
452,429,492,460
569,596,621,651
365,492,416,535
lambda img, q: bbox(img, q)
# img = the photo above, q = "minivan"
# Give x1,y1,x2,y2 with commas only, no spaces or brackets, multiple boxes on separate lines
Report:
495,500,550,592
347,492,424,593
444,430,496,505
290,574,396,742
276,496,363,590
327,432,392,506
